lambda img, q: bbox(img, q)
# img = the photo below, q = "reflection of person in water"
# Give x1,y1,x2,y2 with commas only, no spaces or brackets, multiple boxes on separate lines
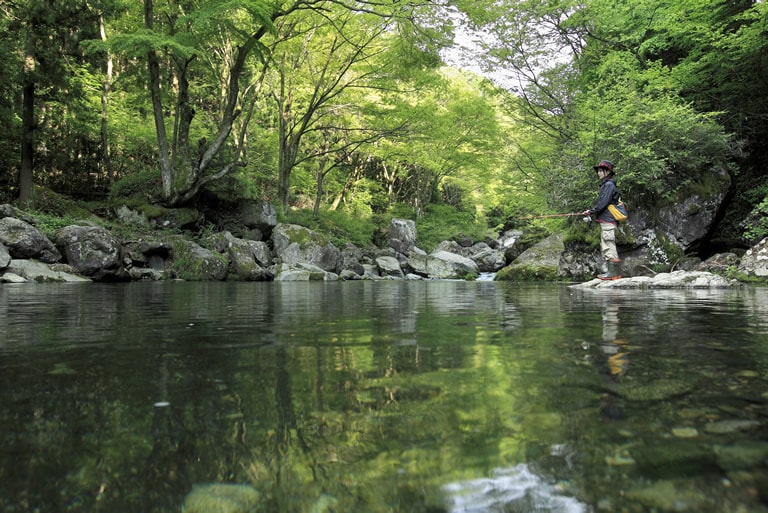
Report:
597,302,630,420
600,303,629,379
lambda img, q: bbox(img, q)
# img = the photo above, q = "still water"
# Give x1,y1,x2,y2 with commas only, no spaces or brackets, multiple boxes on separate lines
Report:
0,281,767,513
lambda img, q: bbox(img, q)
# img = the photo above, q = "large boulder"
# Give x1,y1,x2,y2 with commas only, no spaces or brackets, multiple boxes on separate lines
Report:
375,255,404,278
469,246,507,272
0,217,61,263
388,218,417,254
171,240,228,281
271,223,340,272
407,250,479,279
738,237,768,278
226,237,271,281
495,234,565,281
339,243,365,277
56,225,127,281
239,199,277,232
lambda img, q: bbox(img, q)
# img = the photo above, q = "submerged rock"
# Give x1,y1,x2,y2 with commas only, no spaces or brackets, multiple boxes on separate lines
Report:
625,479,712,512
610,379,692,401
703,419,761,434
631,440,718,478
182,483,260,513
715,440,768,471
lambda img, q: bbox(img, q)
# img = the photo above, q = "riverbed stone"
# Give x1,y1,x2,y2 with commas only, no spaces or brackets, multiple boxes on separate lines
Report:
610,378,692,401
182,483,260,513
703,418,761,434
631,440,718,478
56,225,126,281
0,272,28,283
0,217,61,263
6,259,90,282
625,479,712,512
571,270,737,289
715,441,768,471
274,263,338,281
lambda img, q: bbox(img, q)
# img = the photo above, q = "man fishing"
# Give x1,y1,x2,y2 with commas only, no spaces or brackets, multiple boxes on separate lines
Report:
581,160,623,280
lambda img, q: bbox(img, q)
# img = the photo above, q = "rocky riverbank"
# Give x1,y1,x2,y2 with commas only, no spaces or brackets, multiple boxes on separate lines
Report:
1,202,767,284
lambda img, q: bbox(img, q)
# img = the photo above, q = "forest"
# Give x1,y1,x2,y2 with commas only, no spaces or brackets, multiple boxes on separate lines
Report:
1,0,767,252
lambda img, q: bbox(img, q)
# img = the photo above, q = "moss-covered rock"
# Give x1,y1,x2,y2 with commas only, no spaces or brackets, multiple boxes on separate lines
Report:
495,233,564,281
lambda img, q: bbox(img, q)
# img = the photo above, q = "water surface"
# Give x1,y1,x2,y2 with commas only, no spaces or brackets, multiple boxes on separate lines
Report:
1,281,767,513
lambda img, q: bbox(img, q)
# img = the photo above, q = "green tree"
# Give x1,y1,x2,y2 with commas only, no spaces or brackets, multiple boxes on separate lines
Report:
4,0,106,207
268,6,396,211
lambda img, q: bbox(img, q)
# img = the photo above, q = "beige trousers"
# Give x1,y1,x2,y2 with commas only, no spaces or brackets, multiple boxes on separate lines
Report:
600,222,619,260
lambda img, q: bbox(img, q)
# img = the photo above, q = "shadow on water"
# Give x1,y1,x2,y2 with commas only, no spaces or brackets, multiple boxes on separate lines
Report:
0,282,767,512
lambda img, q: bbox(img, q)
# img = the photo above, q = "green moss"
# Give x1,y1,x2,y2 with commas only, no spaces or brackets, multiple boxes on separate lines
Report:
724,266,768,284
170,240,226,281
656,230,685,263
495,264,559,282
110,168,162,201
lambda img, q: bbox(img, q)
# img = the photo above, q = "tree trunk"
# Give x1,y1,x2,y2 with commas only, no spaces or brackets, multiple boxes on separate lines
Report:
19,44,36,208
144,0,172,199
313,156,329,218
99,14,113,183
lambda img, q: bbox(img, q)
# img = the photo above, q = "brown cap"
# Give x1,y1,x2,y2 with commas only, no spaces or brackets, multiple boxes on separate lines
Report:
593,160,614,173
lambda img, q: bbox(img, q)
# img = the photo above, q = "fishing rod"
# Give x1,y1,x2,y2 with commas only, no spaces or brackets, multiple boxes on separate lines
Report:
511,212,583,220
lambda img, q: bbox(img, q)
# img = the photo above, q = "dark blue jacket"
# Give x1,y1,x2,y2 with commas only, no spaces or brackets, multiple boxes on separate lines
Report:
588,178,620,224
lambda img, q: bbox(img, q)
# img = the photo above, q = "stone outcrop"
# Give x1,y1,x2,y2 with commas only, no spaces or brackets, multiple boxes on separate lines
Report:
629,168,731,252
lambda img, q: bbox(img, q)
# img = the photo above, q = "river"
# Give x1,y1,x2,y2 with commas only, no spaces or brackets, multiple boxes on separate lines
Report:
1,281,767,513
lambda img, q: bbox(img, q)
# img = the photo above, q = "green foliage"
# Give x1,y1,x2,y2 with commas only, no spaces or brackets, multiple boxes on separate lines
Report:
570,86,731,206
109,168,163,202
415,204,489,251
28,212,84,240
742,195,768,244
284,208,377,249
723,265,768,285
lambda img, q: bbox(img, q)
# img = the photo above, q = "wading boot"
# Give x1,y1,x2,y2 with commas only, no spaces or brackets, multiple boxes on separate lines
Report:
595,259,608,279
597,259,622,281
